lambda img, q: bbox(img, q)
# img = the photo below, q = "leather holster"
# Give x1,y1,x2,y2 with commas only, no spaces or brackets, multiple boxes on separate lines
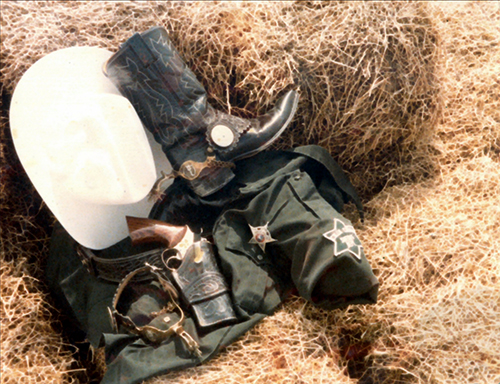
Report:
165,239,237,329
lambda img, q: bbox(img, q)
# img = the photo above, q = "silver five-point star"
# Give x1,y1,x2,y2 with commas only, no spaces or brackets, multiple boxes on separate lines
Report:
248,222,277,252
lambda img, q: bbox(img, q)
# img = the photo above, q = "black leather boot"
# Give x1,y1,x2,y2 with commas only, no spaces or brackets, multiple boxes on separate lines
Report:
104,26,299,197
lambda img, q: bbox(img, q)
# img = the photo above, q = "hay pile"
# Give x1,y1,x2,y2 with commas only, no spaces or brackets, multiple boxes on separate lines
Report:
1,1,499,384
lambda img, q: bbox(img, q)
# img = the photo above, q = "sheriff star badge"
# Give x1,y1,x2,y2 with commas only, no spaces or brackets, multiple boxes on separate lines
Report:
248,222,276,252
323,218,363,260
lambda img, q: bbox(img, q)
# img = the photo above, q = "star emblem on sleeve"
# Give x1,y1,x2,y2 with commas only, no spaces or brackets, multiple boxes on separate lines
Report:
323,218,363,260
248,222,277,252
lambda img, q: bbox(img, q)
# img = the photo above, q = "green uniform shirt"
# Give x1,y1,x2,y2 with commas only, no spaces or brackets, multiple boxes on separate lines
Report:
46,145,378,384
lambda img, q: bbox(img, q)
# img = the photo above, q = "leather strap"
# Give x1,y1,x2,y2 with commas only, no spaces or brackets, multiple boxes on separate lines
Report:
76,244,165,283
148,156,235,200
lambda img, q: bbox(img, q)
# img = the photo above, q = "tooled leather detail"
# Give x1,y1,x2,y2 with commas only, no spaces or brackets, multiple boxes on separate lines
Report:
182,272,230,304
76,245,165,283
166,240,237,328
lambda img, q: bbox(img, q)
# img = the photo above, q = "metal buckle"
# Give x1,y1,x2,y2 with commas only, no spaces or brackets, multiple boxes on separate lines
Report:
75,244,98,277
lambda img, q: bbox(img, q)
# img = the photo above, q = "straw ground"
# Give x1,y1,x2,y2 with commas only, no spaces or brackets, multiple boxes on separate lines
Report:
1,2,499,383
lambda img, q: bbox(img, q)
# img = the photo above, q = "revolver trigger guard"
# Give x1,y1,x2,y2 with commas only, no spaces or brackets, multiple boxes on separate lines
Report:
162,248,184,271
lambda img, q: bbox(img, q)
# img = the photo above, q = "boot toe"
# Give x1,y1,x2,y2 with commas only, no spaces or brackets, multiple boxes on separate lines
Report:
226,89,300,161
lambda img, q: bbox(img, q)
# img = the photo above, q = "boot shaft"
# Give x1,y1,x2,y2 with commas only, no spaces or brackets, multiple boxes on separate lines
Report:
105,27,209,147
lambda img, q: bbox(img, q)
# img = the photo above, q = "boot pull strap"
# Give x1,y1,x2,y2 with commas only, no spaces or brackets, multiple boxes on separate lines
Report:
125,33,157,67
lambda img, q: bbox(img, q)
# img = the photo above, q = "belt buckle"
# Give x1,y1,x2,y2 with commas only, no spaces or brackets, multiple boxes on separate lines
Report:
75,244,98,277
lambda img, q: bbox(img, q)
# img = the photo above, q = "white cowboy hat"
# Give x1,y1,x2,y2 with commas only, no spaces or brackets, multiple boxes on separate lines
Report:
10,47,171,250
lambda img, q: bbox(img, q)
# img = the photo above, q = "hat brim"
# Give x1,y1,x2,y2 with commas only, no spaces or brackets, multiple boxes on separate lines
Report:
10,47,171,249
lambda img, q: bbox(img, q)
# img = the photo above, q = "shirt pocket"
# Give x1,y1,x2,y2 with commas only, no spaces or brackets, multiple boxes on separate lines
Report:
213,211,282,316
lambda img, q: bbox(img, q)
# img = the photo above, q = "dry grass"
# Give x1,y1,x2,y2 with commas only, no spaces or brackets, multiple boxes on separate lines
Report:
0,259,79,384
1,1,499,384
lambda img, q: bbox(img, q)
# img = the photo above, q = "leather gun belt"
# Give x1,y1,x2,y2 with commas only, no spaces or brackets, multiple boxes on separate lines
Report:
76,244,165,283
